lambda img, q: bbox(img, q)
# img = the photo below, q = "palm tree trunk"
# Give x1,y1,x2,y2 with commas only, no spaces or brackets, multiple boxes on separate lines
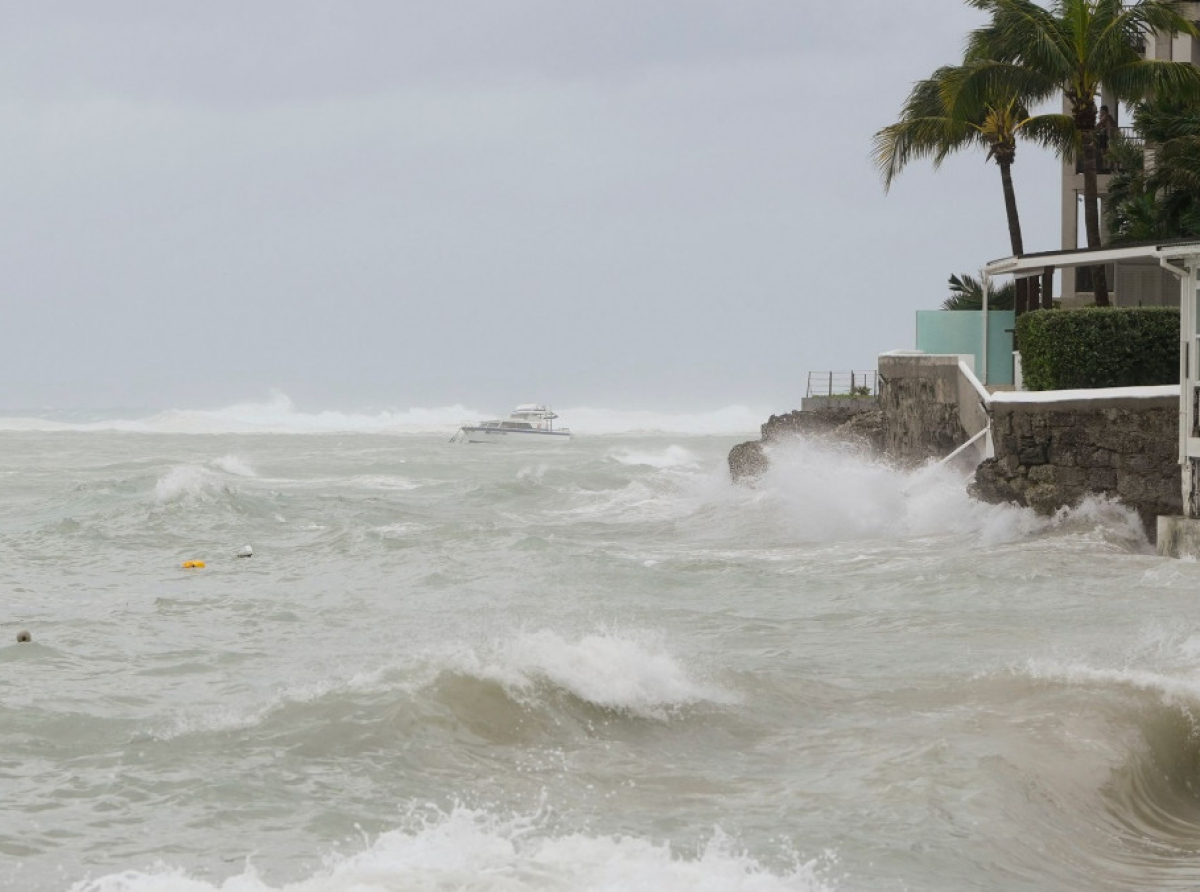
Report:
998,160,1028,316
1080,128,1110,306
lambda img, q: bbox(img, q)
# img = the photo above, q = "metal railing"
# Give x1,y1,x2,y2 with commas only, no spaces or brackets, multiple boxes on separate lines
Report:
1075,126,1142,174
805,370,878,398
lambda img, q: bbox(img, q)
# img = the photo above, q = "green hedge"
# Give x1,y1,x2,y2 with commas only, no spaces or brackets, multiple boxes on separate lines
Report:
1016,307,1179,391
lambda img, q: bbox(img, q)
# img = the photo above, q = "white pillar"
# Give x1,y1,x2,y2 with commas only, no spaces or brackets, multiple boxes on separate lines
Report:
982,274,990,386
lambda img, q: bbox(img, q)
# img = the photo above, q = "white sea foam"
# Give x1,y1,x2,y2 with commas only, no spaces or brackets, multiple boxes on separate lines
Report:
611,445,702,469
154,465,225,503
439,629,737,719
1021,659,1200,707
210,454,257,477
0,392,768,435
151,703,272,740
68,807,834,892
757,438,1150,549
346,475,421,491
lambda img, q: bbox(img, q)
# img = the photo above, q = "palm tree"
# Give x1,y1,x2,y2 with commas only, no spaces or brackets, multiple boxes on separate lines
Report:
943,272,1016,310
874,64,1073,313
1105,100,1200,242
959,0,1200,306
1138,98,1200,235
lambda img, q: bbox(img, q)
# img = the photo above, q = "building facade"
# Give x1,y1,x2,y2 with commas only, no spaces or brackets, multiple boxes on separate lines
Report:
1058,3,1200,307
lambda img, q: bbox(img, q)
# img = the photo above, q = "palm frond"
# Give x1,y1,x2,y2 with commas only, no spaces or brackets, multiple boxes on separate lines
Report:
942,271,1016,310
1016,113,1077,155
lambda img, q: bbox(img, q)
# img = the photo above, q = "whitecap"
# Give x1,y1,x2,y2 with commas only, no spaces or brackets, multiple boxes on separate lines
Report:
439,629,738,719
210,454,257,477
67,807,835,892
611,445,702,469
153,465,224,503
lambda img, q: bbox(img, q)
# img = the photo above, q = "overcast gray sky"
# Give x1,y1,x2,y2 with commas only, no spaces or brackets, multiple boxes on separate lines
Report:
0,2,1063,413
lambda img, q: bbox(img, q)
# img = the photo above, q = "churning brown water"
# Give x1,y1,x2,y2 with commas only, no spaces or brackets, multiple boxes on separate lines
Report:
2,423,1199,891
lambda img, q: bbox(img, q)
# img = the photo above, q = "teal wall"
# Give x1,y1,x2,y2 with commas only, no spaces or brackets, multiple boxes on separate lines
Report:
915,310,1015,385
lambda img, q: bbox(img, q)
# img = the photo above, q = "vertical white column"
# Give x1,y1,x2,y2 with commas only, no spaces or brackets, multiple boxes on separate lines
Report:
1183,264,1197,514
981,273,990,386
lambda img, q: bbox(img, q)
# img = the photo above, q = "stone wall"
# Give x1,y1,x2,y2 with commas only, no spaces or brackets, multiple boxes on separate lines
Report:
878,354,987,467
972,393,1181,532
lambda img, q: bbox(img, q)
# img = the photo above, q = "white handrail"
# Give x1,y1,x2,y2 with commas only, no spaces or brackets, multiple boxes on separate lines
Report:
940,425,990,466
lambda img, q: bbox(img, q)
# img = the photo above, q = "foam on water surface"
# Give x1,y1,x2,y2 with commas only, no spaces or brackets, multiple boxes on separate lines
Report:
68,808,835,892
431,629,738,719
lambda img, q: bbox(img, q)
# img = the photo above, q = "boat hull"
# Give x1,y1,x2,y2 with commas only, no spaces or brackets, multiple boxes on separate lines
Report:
459,427,571,444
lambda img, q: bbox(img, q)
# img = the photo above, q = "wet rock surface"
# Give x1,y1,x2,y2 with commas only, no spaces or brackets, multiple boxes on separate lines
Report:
728,405,884,483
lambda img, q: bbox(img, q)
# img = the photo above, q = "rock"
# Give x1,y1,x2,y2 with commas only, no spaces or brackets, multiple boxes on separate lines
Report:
729,406,885,484
728,440,769,483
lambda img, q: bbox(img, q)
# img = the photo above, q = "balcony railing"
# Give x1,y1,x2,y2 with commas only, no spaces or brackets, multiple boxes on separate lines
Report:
805,370,878,398
1075,127,1142,174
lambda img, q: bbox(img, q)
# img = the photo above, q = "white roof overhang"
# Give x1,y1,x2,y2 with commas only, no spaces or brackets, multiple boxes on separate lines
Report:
984,240,1200,279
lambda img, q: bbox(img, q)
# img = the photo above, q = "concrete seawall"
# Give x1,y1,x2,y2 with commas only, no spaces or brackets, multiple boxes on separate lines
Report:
878,353,990,467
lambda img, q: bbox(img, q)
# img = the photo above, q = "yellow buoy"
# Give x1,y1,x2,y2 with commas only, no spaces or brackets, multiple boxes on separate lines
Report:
182,560,205,569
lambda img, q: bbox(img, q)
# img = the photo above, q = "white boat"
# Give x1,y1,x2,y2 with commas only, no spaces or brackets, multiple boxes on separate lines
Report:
453,404,572,444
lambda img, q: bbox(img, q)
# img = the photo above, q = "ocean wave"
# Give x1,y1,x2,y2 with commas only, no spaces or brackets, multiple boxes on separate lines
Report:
210,454,257,477
428,629,738,720
68,807,835,892
152,455,266,503
610,445,702,469
0,392,767,435
143,630,731,743
1020,659,1200,707
153,465,230,503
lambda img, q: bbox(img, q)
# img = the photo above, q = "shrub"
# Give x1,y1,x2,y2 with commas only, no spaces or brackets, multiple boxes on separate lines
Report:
1016,307,1178,391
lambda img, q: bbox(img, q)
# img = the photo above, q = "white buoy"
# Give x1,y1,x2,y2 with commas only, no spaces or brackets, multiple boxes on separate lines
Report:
236,545,254,558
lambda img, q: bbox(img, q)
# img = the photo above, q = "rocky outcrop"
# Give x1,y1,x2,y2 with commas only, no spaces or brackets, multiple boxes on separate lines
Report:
728,405,884,483
728,440,769,481
971,395,1180,532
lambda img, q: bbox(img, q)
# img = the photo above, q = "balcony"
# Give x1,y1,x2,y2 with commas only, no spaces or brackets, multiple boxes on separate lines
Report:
1075,127,1142,175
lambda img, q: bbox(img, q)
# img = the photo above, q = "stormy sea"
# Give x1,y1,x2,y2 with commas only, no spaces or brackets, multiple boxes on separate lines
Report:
3,397,1199,891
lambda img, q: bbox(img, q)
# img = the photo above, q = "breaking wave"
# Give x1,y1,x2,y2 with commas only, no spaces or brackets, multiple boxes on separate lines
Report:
69,807,836,892
429,629,738,720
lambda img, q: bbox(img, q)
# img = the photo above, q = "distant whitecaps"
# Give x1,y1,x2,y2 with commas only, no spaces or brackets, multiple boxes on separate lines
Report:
0,392,768,435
